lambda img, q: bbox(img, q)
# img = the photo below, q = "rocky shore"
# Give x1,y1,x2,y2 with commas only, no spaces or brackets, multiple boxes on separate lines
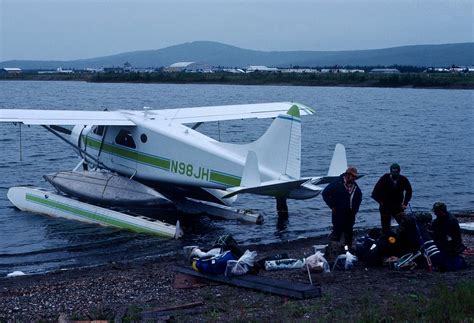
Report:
1,222,473,321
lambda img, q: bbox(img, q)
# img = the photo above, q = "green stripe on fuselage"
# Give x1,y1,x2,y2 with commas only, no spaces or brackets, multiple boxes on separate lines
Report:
84,137,170,170
25,193,173,237
210,171,241,186
84,136,241,187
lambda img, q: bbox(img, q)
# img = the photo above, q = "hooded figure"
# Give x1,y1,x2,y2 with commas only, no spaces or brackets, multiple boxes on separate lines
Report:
430,202,466,256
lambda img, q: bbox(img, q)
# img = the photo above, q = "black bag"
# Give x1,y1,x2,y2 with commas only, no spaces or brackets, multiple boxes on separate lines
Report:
212,234,244,258
359,231,400,267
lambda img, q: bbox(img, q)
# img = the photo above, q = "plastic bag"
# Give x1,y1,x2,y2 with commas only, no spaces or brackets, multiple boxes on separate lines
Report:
225,249,257,277
345,250,358,270
238,249,257,267
305,251,330,273
265,258,305,271
332,251,358,271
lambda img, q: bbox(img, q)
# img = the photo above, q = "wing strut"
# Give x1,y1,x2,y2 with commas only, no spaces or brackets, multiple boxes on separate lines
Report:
19,123,23,162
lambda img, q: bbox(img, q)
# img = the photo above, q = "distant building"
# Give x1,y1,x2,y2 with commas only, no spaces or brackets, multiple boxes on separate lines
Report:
85,67,105,73
369,68,400,74
449,65,468,73
426,66,473,73
246,65,279,72
223,68,245,73
320,68,365,74
123,61,132,72
56,67,74,74
103,67,124,73
339,69,365,74
164,62,214,73
38,67,74,74
280,68,319,73
0,67,22,75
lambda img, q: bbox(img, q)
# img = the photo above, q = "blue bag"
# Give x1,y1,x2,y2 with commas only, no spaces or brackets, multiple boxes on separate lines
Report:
192,250,236,274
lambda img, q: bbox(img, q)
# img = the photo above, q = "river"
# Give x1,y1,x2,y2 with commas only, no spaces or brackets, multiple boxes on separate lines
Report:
0,81,472,275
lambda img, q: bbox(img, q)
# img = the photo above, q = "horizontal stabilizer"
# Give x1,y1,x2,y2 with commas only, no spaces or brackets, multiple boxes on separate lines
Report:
223,178,309,199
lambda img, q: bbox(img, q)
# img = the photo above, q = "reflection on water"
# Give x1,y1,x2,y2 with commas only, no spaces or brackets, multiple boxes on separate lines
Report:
276,213,289,234
0,81,472,275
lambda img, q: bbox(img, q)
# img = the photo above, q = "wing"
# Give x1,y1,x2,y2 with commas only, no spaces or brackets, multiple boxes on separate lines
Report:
0,109,135,126
123,101,315,124
0,102,314,126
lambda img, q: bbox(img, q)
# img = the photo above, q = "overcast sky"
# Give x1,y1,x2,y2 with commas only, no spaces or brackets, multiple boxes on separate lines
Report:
1,0,472,61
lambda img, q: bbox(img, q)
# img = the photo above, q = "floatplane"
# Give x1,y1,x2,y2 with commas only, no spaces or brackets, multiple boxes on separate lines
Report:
0,102,348,238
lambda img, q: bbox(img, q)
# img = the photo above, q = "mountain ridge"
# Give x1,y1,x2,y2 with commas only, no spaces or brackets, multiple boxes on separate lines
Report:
1,41,473,70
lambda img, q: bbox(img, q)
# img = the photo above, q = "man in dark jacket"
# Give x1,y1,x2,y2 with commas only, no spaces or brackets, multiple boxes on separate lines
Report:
322,166,363,246
430,202,466,256
371,163,412,233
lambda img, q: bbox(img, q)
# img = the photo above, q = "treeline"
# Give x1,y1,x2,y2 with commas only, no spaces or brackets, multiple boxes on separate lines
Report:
89,72,474,89
2,71,473,89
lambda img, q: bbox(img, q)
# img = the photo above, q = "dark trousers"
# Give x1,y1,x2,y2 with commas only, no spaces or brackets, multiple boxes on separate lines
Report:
330,209,355,246
380,210,407,233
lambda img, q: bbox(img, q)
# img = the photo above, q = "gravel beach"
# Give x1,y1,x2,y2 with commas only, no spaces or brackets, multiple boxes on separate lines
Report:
1,218,473,322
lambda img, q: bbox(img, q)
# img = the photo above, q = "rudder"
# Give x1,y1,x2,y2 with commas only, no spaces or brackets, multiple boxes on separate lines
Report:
249,105,302,179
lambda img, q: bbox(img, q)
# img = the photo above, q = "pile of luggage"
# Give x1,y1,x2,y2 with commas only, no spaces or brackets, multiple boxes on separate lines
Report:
183,234,359,278
353,212,468,272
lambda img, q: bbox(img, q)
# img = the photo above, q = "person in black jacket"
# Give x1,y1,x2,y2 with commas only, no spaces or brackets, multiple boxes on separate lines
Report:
371,163,412,233
322,167,363,246
430,202,466,256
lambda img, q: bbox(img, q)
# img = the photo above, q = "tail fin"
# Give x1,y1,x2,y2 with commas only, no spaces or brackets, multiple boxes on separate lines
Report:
249,105,302,179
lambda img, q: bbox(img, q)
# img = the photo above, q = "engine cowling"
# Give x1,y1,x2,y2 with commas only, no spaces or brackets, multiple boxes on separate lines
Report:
70,125,92,159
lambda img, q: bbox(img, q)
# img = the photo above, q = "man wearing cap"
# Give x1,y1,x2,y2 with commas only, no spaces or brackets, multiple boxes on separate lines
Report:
371,163,412,233
322,167,363,246
430,202,466,256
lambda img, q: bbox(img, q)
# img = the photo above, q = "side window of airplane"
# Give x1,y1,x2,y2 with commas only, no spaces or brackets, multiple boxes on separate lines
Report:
92,125,105,136
115,129,136,149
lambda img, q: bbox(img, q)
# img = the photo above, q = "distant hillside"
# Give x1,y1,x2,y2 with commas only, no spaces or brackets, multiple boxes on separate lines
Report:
1,41,473,70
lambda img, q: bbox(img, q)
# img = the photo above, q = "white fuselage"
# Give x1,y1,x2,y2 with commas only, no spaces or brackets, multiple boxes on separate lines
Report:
71,117,280,190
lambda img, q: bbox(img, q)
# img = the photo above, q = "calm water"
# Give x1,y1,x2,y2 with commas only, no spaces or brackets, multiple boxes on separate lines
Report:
0,81,473,275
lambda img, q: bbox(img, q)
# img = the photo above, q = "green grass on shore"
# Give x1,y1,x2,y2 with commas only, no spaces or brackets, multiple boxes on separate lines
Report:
279,280,474,322
70,279,474,322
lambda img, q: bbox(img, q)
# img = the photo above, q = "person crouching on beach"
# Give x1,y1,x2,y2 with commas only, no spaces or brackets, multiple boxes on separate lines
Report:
322,167,362,247
430,202,466,257
371,163,412,234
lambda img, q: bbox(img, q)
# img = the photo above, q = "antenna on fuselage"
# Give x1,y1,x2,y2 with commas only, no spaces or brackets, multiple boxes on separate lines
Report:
143,106,150,118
